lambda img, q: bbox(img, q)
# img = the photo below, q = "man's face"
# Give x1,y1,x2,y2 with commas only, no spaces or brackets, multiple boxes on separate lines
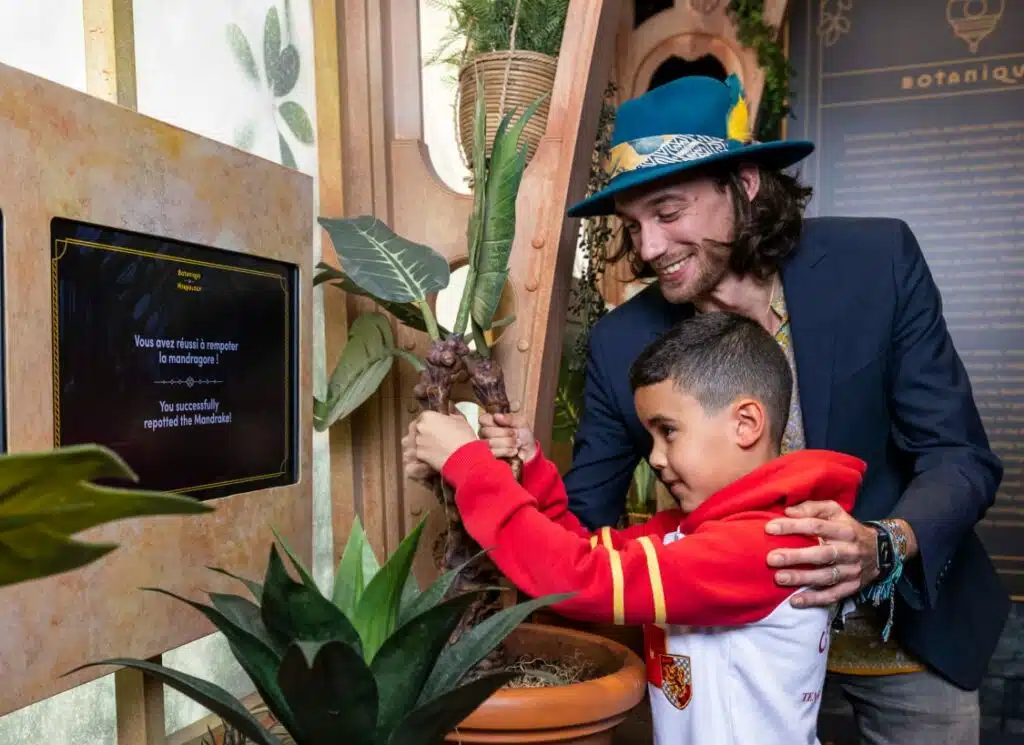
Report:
613,168,759,304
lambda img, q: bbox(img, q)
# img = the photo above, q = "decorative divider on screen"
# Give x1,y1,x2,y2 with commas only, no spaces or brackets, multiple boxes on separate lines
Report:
0,61,313,716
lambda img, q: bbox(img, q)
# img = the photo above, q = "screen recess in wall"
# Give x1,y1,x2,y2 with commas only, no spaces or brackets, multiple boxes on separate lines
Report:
50,218,298,501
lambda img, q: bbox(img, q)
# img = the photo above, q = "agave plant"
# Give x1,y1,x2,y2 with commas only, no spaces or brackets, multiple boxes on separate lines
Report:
76,516,569,745
313,79,547,643
0,443,212,588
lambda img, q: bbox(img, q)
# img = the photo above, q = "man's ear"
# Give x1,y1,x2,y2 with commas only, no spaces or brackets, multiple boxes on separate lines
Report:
732,397,767,450
737,164,761,203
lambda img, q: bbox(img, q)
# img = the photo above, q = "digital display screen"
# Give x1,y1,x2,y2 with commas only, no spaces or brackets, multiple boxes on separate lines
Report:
51,218,298,501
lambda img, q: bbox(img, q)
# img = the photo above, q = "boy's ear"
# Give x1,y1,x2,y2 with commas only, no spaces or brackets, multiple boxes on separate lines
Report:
732,397,767,449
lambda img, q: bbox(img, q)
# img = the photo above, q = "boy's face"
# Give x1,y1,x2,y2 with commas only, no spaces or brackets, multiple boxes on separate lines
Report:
634,380,771,513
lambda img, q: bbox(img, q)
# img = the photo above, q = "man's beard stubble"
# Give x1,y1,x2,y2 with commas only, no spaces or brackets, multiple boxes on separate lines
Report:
658,238,731,305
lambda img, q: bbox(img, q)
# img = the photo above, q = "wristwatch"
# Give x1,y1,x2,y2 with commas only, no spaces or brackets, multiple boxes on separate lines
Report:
871,523,896,576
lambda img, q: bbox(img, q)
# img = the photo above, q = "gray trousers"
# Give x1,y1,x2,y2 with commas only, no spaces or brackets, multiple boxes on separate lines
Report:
820,670,980,745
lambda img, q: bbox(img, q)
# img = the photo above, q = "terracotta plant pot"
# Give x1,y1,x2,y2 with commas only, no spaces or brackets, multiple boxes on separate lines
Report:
448,622,647,745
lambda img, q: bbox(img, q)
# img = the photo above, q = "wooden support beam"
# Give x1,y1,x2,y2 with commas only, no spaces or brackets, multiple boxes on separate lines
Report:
115,655,165,745
82,0,137,108
323,0,401,558
312,0,359,565
511,0,624,450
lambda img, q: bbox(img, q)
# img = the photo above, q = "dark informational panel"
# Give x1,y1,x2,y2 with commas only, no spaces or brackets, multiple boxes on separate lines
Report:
51,218,298,501
788,0,1024,597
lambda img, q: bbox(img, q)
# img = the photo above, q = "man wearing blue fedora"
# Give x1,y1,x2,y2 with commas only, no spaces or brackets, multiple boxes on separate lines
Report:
560,74,1008,742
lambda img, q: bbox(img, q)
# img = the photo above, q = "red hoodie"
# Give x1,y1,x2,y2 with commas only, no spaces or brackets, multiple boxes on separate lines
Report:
442,441,866,628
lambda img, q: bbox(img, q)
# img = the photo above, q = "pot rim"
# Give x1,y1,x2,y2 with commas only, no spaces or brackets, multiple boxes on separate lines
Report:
456,622,648,732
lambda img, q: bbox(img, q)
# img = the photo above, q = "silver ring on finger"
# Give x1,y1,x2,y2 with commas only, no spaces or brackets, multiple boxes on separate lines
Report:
830,566,841,586
828,544,839,566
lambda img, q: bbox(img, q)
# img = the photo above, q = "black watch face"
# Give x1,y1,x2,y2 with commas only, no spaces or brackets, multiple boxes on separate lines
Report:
877,532,895,571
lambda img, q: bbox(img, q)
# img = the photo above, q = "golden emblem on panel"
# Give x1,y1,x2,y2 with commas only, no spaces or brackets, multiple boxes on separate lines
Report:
819,0,853,47
947,0,1005,53
690,0,722,12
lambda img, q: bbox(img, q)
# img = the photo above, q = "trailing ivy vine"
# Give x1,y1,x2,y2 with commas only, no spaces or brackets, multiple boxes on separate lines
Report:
726,0,793,142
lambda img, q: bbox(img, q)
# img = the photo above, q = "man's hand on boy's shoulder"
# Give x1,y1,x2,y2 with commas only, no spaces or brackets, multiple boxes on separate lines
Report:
479,412,537,464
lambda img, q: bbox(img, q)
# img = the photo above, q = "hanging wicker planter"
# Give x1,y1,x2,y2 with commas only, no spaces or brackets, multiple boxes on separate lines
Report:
457,50,558,169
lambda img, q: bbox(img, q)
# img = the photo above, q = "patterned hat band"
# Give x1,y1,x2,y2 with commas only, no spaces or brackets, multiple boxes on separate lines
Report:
602,133,752,181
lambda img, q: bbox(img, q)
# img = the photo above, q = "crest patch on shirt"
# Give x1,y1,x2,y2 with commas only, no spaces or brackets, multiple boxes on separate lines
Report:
659,653,693,710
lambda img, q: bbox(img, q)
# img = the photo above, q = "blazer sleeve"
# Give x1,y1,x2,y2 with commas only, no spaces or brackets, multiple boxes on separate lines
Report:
561,323,643,529
443,441,811,627
885,220,1003,609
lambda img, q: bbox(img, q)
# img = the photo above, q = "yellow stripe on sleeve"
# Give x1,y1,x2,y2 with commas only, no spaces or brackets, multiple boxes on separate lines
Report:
600,526,613,549
590,535,598,549
637,536,667,625
608,547,625,625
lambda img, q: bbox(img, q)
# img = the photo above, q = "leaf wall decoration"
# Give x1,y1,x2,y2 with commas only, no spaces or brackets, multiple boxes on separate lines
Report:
278,133,296,169
279,102,314,144
273,46,301,97
263,8,282,86
226,24,259,84
234,121,257,151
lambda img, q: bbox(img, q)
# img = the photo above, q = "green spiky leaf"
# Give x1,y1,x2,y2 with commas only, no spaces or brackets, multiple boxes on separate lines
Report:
208,593,278,653
317,216,450,304
397,547,488,628
420,592,572,701
277,641,378,745
141,587,299,735
350,518,426,661
261,545,363,654
371,592,480,742
470,94,548,331
0,444,212,587
391,671,517,745
272,527,319,592
207,566,263,602
70,658,282,745
332,517,371,618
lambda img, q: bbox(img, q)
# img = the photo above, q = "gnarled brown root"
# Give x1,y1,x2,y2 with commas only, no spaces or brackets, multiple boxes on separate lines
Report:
417,337,514,669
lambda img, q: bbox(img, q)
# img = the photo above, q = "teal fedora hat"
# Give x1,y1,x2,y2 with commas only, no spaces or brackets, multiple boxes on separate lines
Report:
567,74,814,218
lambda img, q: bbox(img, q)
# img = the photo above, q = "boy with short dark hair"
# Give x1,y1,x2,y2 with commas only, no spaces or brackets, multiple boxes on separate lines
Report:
404,312,865,745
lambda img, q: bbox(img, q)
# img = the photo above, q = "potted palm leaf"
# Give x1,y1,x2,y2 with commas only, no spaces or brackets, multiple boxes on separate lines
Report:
311,83,645,743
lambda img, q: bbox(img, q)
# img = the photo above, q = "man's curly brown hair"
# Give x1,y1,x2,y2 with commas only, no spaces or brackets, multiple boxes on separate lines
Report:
607,163,814,281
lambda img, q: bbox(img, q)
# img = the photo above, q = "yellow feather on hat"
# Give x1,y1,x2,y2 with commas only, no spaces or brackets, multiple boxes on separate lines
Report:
725,74,753,143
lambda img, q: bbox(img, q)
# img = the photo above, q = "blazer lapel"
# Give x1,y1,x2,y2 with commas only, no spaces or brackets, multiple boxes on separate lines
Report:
781,230,836,450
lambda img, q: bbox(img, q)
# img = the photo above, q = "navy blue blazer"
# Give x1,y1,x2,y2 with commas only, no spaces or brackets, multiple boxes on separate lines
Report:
562,216,1009,690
